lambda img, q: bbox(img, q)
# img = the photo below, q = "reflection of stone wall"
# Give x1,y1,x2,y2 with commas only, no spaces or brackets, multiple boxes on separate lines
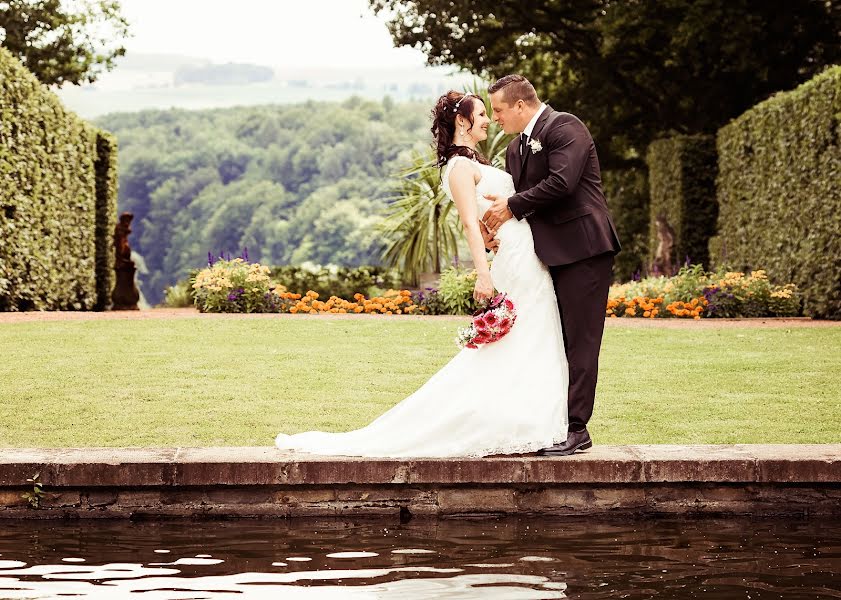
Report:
0,446,838,518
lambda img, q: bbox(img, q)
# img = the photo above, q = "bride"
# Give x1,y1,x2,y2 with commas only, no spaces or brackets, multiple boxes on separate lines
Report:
274,91,568,457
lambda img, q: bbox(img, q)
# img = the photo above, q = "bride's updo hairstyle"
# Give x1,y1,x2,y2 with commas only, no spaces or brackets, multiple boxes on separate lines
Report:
431,91,490,168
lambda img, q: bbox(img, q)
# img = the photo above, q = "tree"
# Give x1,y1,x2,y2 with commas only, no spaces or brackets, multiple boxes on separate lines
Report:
100,98,433,304
0,0,130,86
369,0,841,167
380,149,461,286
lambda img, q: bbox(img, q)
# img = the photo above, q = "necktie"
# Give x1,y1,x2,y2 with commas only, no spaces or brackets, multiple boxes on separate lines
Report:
520,133,529,160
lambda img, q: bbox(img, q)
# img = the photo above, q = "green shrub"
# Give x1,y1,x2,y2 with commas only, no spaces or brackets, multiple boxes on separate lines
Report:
269,263,400,300
162,277,195,308
192,259,282,313
711,66,841,319
603,167,649,281
646,135,718,270
0,47,115,311
703,270,800,318
412,287,449,315
437,266,477,315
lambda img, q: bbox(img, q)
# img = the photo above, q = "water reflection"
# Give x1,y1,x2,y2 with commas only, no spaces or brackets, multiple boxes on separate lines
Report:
0,516,838,599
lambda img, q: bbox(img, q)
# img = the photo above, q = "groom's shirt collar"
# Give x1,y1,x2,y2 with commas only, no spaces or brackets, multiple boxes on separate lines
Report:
523,103,547,139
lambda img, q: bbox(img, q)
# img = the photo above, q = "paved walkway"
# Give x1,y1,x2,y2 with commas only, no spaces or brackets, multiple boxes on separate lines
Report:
0,307,836,327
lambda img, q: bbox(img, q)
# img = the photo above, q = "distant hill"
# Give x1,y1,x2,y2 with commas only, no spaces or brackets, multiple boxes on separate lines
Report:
174,63,274,86
97,97,433,305
55,52,473,118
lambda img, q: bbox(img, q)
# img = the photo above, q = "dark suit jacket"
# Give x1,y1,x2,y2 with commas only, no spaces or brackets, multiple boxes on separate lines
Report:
506,107,621,267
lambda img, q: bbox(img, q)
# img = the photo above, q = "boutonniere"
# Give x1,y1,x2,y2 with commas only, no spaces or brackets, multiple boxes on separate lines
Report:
528,138,543,154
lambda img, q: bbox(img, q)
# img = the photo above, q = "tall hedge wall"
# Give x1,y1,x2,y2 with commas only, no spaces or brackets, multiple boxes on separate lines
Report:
0,47,117,311
711,66,841,319
603,167,649,281
646,135,718,270
94,132,118,311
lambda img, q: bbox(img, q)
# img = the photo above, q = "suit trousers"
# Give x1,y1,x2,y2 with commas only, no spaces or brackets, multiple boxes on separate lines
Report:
549,252,614,431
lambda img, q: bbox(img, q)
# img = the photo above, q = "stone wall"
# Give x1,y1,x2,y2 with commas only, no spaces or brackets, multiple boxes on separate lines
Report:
0,445,838,519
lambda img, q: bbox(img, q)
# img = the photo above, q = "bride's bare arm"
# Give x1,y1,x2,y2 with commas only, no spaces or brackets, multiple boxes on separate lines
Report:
448,161,493,301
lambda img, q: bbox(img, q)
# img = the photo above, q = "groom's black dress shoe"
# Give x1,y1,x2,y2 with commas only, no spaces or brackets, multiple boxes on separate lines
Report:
538,429,593,456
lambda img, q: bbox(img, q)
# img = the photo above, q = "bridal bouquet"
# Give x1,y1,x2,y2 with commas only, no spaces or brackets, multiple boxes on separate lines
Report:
456,293,517,349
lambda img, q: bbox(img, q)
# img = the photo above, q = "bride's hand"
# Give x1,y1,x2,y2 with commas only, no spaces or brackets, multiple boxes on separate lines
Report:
479,220,500,252
473,273,493,303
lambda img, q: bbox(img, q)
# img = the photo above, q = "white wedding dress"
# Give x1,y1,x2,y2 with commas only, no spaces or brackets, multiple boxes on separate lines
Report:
275,157,569,457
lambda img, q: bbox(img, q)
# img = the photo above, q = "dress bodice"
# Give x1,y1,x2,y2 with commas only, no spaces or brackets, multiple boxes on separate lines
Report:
442,156,529,247
442,156,516,217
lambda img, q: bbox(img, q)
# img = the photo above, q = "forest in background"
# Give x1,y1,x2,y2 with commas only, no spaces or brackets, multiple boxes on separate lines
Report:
97,97,433,305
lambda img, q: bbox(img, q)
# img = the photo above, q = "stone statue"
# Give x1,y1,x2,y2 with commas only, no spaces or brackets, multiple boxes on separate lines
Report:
111,212,140,310
652,213,676,276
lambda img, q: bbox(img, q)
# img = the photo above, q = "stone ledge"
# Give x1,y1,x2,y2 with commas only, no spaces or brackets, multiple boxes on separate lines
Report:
0,445,838,518
1,445,838,486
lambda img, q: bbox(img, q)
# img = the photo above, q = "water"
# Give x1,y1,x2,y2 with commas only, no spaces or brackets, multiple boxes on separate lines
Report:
0,517,838,599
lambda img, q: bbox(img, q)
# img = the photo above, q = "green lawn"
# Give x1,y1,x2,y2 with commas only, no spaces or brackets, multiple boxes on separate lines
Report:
1,317,839,447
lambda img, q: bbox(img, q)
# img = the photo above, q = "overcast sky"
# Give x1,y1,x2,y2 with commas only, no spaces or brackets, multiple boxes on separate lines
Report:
118,0,429,69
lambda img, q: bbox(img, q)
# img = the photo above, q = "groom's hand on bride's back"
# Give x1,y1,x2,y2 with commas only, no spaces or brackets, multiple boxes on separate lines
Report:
479,220,500,252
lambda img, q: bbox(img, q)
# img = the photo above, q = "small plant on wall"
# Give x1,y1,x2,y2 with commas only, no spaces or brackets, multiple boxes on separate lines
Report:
21,472,45,509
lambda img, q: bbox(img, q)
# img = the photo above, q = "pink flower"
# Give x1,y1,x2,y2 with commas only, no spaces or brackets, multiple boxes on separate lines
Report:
483,312,499,326
466,342,478,349
498,318,511,329
473,316,488,329
504,298,514,311
473,332,491,345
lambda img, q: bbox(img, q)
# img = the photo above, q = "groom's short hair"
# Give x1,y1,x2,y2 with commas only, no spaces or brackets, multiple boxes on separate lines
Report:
488,75,540,107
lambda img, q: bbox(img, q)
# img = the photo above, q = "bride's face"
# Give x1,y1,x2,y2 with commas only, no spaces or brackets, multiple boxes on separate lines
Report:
459,99,490,143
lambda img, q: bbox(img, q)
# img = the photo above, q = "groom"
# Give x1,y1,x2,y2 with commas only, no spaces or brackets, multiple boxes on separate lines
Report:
482,74,621,456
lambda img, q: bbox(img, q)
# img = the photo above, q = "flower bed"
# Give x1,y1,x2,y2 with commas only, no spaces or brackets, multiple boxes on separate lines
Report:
608,265,800,319
190,258,421,314
187,260,800,319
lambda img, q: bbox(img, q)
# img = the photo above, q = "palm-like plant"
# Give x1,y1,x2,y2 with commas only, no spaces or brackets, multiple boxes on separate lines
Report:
380,149,460,286
380,81,514,285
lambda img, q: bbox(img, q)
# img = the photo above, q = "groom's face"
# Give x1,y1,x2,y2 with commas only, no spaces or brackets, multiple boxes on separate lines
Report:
489,92,526,135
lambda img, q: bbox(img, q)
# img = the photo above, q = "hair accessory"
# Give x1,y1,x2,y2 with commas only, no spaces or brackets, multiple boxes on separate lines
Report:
453,93,476,112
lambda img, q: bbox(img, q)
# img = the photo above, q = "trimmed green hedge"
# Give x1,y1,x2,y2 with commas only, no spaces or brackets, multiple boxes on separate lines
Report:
646,135,718,270
711,66,841,319
94,132,118,311
0,47,117,311
603,167,649,281
268,264,401,300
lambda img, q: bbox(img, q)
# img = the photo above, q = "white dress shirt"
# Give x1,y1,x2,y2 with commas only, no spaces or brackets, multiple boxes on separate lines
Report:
523,103,548,140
